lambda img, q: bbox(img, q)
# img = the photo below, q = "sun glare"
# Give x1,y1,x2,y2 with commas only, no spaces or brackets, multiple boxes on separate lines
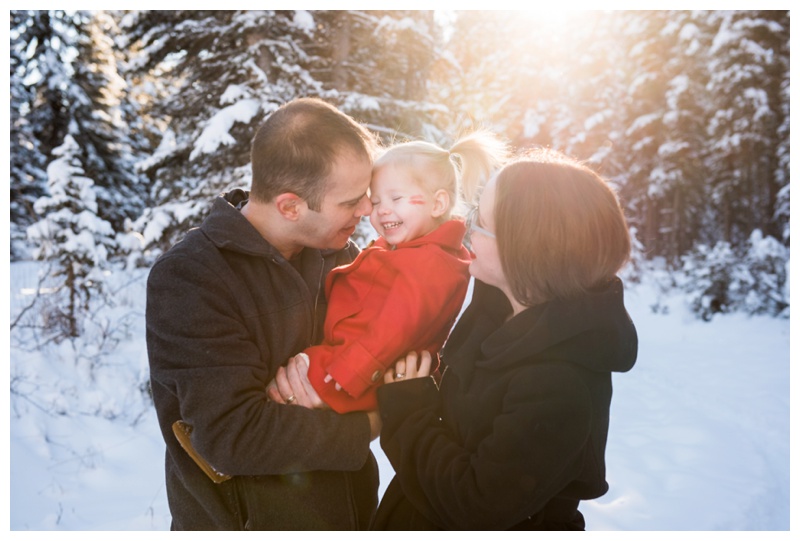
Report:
519,10,574,27
516,9,596,37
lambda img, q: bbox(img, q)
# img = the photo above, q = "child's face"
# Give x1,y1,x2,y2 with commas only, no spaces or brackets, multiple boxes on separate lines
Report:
369,165,441,246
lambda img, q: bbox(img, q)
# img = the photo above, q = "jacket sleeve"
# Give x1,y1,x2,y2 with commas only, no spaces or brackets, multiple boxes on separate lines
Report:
146,253,371,476
376,363,594,530
307,247,468,410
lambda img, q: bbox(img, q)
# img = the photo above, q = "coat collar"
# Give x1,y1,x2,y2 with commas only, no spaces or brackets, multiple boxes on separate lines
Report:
201,190,356,261
372,219,468,256
200,190,279,258
447,278,637,374
479,277,637,373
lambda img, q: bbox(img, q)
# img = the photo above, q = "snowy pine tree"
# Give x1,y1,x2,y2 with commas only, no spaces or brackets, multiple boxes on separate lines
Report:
682,229,789,320
10,11,68,258
26,135,117,340
705,11,789,246
434,11,543,144
611,11,715,267
123,10,446,252
312,11,445,142
8,9,790,320
122,10,328,252
67,11,146,235
11,10,146,261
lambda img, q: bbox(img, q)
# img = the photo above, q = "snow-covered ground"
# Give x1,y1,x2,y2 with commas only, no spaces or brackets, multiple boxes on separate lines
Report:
7,262,792,531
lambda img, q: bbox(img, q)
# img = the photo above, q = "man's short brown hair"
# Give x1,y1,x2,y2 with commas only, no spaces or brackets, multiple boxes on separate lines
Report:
250,98,377,210
494,148,631,306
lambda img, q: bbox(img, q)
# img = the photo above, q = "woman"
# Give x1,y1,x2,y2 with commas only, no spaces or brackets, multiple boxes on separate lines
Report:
372,148,638,530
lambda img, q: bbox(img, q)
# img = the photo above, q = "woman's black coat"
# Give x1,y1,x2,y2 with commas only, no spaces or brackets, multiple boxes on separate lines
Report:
373,278,637,530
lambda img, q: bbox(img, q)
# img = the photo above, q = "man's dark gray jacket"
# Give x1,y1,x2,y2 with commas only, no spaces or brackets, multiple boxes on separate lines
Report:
146,190,378,530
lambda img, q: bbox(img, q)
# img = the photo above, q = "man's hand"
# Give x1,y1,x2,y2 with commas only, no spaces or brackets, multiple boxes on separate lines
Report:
267,353,329,409
383,350,432,384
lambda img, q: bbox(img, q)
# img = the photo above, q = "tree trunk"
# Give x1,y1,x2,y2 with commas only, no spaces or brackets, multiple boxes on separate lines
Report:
331,12,352,90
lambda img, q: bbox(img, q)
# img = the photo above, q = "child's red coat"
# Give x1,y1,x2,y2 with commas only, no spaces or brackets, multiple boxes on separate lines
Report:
306,219,471,413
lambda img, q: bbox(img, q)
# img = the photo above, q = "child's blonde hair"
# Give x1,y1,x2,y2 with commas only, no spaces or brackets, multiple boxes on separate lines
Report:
373,130,509,220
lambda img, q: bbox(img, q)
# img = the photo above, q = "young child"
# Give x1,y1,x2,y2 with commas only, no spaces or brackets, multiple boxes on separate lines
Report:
286,131,509,413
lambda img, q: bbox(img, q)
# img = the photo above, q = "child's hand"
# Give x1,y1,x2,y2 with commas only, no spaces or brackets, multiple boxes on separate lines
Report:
323,373,343,391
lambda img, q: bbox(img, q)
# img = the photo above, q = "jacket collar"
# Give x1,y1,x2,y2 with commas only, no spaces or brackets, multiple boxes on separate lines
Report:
481,277,637,373
201,190,356,262
372,219,468,256
199,190,281,259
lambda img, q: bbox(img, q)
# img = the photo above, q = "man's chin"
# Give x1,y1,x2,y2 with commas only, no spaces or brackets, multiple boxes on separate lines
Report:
341,226,357,241
324,229,355,250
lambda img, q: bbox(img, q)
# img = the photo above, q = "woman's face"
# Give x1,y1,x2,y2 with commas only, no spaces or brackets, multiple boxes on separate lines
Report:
468,177,508,291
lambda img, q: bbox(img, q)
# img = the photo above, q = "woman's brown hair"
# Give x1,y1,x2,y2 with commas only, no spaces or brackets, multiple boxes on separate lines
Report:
494,148,631,306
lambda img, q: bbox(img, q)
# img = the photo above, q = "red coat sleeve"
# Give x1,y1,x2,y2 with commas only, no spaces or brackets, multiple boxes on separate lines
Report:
306,244,469,413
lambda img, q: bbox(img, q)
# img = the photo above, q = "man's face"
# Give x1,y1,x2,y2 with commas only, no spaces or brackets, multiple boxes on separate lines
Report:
296,151,373,251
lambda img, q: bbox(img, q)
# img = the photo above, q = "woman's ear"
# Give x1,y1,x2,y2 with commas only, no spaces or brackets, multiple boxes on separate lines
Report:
431,189,450,219
275,193,304,221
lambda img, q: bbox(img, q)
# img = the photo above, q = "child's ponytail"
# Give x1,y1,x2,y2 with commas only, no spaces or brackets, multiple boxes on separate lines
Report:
449,130,510,209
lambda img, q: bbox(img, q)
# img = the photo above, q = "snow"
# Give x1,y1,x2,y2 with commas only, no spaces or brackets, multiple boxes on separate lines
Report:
292,10,315,33
626,112,661,137
190,98,261,160
522,108,545,139
7,262,792,532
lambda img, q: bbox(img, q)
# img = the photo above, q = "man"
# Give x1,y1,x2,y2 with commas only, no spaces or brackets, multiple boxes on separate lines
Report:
146,98,381,530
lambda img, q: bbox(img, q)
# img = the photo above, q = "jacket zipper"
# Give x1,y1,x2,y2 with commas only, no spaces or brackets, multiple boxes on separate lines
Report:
310,254,325,346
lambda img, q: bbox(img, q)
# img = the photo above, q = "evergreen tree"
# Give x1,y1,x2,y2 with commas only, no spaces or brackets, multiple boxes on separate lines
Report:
26,135,116,340
122,10,328,252
67,11,146,235
310,10,444,143
612,10,714,266
10,10,143,260
17,11,72,161
123,10,444,252
433,11,542,144
705,10,789,246
436,11,625,155
10,11,69,258
682,228,789,320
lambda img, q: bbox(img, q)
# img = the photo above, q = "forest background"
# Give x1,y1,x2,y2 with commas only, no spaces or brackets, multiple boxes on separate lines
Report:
9,10,790,334
6,9,791,530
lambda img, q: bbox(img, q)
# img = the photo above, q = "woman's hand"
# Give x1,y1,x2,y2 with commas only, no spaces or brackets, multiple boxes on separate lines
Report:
384,350,433,384
267,353,329,409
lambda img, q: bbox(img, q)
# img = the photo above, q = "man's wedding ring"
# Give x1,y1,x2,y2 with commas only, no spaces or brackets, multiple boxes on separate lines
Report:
396,373,405,379
286,395,296,404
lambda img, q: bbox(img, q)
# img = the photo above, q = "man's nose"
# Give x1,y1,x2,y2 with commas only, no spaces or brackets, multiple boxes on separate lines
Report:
356,195,373,217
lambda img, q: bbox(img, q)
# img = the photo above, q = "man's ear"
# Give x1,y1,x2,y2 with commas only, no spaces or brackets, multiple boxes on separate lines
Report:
275,193,305,221
431,189,450,218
